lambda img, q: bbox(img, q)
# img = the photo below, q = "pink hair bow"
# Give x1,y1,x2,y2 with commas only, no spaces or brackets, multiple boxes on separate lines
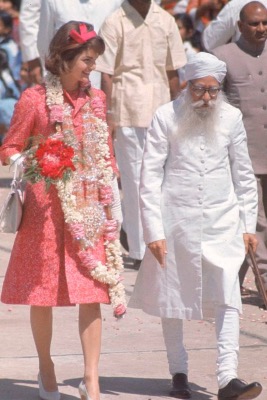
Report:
69,23,97,44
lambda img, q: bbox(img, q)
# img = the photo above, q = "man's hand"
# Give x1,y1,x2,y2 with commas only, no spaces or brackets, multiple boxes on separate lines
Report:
243,233,258,254
106,112,116,139
148,239,167,268
28,58,43,85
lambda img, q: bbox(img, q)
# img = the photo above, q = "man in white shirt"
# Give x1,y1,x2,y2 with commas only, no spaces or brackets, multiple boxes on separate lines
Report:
97,0,186,267
19,0,124,86
202,0,267,51
19,0,42,84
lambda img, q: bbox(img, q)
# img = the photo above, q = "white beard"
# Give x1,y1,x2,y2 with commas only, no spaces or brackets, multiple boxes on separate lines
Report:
173,89,227,145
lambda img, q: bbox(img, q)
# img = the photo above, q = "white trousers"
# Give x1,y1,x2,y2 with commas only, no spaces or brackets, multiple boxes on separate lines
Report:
161,305,239,389
114,127,147,260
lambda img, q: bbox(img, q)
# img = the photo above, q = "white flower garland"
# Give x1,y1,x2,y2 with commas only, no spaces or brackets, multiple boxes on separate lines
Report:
45,72,127,318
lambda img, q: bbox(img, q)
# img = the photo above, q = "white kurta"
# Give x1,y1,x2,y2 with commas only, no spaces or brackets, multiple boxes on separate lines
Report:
129,99,258,320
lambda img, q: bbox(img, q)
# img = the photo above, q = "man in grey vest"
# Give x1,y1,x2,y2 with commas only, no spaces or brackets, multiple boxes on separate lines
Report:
212,1,267,303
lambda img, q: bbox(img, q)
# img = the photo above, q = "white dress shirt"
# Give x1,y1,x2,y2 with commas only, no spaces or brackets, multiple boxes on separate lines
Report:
19,0,41,62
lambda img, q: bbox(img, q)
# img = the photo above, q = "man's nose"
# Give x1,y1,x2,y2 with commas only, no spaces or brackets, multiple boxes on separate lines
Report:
203,90,211,102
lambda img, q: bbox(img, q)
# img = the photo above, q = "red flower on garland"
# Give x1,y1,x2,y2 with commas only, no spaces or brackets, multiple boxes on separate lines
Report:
23,138,76,187
35,138,75,179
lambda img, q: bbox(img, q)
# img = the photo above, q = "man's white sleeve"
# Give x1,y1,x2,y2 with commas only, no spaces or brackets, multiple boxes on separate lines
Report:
140,111,169,244
229,110,258,233
19,0,41,62
37,0,55,67
202,0,238,52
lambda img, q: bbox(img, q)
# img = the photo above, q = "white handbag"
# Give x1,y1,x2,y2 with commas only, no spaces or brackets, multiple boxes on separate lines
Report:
0,163,24,233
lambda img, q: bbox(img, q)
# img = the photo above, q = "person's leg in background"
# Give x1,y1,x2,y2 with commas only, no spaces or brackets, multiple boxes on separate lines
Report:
114,127,146,267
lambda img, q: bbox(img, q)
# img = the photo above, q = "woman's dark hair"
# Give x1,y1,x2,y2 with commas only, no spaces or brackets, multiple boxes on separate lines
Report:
45,21,105,76
0,11,13,32
11,0,21,10
174,13,194,33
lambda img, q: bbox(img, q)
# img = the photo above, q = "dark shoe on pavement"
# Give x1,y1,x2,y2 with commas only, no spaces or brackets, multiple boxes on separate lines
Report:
218,378,262,400
240,285,251,296
170,373,192,399
133,259,142,270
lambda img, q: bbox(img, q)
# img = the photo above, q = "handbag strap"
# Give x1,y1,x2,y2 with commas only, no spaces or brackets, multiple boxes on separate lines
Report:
11,161,23,190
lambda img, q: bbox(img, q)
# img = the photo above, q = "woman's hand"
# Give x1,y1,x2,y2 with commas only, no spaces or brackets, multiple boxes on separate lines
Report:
148,239,167,268
243,233,258,254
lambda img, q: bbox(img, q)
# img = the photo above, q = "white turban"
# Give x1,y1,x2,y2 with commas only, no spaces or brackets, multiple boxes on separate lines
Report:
184,52,227,83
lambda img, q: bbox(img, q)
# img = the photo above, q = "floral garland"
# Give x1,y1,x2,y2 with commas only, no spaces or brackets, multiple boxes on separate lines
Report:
44,72,126,318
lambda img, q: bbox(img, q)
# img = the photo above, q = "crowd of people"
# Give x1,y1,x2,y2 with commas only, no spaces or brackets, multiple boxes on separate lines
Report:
0,0,240,144
0,0,267,400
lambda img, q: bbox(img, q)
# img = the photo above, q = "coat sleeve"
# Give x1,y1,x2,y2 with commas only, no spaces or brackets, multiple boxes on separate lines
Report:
228,109,258,233
140,110,169,244
0,89,37,164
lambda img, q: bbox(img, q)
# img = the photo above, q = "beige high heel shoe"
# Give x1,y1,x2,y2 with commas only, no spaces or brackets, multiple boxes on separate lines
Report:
78,381,92,400
38,373,61,400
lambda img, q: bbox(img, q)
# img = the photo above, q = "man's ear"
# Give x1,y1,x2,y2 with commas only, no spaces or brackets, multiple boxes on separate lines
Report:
237,20,243,33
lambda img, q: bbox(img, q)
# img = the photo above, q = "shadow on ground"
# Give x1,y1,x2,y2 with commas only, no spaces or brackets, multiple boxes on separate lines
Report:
64,377,215,399
0,378,77,400
0,178,12,188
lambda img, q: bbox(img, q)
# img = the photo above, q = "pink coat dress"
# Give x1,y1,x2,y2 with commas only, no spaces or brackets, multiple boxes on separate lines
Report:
0,85,115,306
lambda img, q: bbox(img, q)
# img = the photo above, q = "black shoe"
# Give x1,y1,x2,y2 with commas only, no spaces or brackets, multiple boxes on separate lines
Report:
170,373,192,399
133,259,142,270
240,285,251,296
218,378,262,400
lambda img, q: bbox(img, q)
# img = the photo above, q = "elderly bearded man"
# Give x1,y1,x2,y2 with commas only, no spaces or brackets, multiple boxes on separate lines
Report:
129,53,262,400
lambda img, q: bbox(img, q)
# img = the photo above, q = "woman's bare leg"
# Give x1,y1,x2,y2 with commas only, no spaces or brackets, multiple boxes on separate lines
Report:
30,306,58,391
79,303,102,400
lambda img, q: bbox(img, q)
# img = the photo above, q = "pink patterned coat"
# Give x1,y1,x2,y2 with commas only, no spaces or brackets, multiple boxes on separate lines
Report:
0,85,115,306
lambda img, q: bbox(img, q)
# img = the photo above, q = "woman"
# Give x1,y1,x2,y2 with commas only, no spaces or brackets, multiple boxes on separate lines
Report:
0,21,126,400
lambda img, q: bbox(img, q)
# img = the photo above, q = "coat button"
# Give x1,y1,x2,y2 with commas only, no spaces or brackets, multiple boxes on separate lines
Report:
261,88,265,93
199,185,203,190
259,71,263,75
264,124,267,129
199,199,203,205
201,159,205,163
200,144,205,150
263,105,267,110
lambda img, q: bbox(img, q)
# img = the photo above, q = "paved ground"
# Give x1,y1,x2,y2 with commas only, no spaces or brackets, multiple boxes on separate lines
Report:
0,164,267,400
